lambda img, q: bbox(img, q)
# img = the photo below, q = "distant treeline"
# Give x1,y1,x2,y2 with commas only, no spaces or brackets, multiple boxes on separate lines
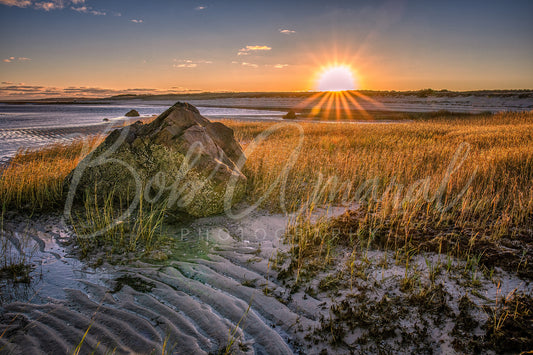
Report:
109,89,533,101
2,89,532,104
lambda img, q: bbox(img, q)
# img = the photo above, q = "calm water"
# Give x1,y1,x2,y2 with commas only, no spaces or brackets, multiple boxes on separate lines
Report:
0,102,284,130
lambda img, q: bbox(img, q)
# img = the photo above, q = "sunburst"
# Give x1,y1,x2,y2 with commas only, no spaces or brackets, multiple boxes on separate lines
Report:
289,41,387,121
293,64,384,120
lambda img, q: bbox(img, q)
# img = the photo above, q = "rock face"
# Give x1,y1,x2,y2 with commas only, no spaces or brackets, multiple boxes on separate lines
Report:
65,102,246,217
125,109,140,117
283,110,297,119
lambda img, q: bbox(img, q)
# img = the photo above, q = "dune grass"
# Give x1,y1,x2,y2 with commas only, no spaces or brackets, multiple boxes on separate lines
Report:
70,189,168,261
223,111,533,278
0,136,103,212
226,112,533,230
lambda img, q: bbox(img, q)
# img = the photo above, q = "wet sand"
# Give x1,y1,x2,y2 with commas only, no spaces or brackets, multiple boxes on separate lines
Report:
1,206,531,354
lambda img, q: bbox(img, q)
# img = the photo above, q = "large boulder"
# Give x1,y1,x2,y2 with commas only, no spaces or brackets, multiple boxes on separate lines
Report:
64,102,246,217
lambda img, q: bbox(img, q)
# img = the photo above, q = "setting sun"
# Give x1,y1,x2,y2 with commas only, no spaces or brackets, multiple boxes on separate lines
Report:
317,65,357,91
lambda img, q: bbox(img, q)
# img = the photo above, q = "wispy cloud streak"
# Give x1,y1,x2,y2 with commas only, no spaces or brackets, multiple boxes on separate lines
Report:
0,83,202,99
1,0,107,15
237,45,272,56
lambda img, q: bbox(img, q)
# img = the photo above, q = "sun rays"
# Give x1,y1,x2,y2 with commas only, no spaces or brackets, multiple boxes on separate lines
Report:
294,88,386,121
288,58,387,121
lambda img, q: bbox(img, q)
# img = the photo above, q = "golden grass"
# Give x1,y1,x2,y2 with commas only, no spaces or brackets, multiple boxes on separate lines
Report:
0,116,157,212
2,112,531,352
223,111,533,241
0,136,103,211
71,190,167,259
1,112,532,263
220,112,533,282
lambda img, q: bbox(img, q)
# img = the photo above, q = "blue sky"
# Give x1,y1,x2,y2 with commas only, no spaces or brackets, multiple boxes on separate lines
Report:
0,0,532,97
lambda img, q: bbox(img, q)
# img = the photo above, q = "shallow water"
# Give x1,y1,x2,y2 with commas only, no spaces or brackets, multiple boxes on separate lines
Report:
0,102,284,162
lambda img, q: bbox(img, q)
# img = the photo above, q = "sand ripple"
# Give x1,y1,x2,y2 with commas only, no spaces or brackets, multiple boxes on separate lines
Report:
0,212,317,354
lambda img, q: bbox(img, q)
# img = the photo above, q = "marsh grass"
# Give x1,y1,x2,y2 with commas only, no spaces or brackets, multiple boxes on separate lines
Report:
224,111,533,278
70,189,168,260
226,112,533,234
235,112,533,352
2,111,531,353
0,136,103,211
0,211,34,284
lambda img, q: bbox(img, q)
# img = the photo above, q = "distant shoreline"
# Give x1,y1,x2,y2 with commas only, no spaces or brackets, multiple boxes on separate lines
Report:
1,88,532,104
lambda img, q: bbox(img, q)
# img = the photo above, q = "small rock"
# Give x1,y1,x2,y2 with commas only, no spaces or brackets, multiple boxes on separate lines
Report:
125,109,140,117
283,110,297,119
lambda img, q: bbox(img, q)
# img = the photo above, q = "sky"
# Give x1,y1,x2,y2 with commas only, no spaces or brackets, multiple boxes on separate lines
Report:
0,0,532,98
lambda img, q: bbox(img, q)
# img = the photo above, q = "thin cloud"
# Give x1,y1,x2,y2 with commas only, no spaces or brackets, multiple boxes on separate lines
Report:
237,45,272,56
174,63,197,68
0,0,31,7
35,1,61,11
0,0,106,15
232,61,288,69
232,61,259,68
72,6,106,15
130,19,143,23
240,45,272,51
278,28,296,34
0,85,47,93
0,84,201,99
3,56,31,63
195,6,206,10
173,59,212,68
